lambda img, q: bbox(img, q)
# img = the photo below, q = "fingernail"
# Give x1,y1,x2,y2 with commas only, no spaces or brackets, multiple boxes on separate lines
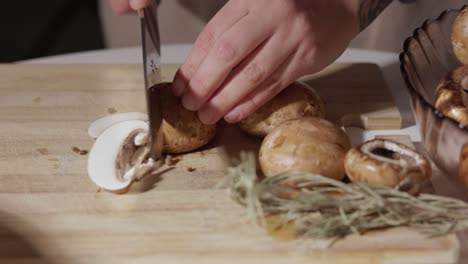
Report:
224,107,241,123
173,78,185,96
182,95,198,111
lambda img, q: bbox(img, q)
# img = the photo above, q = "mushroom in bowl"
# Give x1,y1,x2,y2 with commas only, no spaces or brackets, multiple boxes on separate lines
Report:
400,5,468,188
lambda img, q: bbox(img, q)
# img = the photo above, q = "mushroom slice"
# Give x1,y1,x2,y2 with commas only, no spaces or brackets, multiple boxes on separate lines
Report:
88,112,148,139
87,120,155,193
344,139,431,194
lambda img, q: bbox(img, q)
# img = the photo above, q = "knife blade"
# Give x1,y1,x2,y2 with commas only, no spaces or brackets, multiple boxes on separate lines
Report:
139,0,164,161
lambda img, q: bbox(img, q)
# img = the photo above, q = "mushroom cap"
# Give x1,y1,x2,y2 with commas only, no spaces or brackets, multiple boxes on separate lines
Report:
87,120,148,192
259,117,351,180
159,83,217,154
435,66,468,125
239,81,325,138
452,6,468,65
344,139,431,189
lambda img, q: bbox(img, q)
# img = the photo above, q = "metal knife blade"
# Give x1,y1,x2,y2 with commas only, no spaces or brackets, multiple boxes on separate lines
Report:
140,1,164,161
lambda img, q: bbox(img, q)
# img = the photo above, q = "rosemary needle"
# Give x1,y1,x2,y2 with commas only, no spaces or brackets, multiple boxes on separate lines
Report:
228,152,468,241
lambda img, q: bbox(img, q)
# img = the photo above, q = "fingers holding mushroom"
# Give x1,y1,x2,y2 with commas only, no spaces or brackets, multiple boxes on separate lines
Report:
239,81,325,138
344,139,431,194
259,117,351,180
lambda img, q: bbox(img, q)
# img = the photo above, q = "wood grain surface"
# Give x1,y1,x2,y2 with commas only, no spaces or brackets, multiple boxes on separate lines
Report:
0,64,459,264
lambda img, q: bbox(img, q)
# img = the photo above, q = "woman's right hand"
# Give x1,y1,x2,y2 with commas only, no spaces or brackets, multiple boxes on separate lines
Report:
108,0,152,14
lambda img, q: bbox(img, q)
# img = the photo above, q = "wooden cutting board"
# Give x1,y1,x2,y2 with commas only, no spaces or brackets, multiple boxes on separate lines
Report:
0,64,458,264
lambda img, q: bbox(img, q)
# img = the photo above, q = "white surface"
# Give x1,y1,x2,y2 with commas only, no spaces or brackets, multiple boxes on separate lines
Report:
20,45,416,138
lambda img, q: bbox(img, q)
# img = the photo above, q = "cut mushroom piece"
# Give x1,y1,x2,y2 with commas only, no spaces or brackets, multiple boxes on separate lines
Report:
88,120,156,193
259,117,351,180
159,82,217,154
434,66,468,125
452,6,468,65
344,139,431,194
88,112,148,139
239,81,325,138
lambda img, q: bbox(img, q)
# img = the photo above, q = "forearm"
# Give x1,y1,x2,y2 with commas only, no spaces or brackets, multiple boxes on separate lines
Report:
359,0,394,31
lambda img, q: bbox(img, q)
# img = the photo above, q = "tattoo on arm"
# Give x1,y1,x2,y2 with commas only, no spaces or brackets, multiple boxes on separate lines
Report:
359,0,394,31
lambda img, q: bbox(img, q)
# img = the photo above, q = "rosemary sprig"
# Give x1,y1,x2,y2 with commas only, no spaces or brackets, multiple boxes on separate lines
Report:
228,152,468,240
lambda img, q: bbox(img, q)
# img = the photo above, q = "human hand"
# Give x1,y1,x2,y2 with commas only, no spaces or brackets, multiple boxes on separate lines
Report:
108,0,152,14
172,0,361,125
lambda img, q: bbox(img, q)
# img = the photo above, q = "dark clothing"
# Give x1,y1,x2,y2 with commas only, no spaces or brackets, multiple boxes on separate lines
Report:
1,1,104,62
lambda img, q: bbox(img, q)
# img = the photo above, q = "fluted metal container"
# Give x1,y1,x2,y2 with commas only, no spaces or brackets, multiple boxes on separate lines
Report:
400,6,468,188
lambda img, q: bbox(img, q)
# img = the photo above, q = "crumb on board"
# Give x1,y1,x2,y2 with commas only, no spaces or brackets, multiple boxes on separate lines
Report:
72,146,89,156
36,148,49,155
33,97,41,103
187,167,196,172
165,155,183,166
107,107,117,114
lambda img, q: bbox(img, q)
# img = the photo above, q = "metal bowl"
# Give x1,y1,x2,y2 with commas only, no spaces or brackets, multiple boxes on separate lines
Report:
400,5,468,188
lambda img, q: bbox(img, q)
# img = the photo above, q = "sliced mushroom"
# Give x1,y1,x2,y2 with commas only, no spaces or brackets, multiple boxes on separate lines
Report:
435,66,468,125
239,81,325,138
259,117,351,180
87,120,156,193
452,6,468,65
88,112,148,139
344,139,431,194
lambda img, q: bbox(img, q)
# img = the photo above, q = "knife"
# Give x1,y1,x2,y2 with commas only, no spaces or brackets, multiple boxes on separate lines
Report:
139,0,164,161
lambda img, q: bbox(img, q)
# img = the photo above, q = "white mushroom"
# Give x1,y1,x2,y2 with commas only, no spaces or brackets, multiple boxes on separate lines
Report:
344,139,431,194
87,120,156,193
88,112,148,139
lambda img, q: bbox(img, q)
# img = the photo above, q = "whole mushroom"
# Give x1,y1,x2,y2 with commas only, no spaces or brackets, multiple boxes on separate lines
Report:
434,66,468,125
452,6,468,65
344,139,431,194
239,81,324,138
159,82,217,154
259,117,351,180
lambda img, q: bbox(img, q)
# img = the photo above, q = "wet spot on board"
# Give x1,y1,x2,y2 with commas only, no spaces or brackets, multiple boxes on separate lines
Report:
36,148,49,155
72,146,89,156
48,158,59,161
33,97,41,103
107,107,117,114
